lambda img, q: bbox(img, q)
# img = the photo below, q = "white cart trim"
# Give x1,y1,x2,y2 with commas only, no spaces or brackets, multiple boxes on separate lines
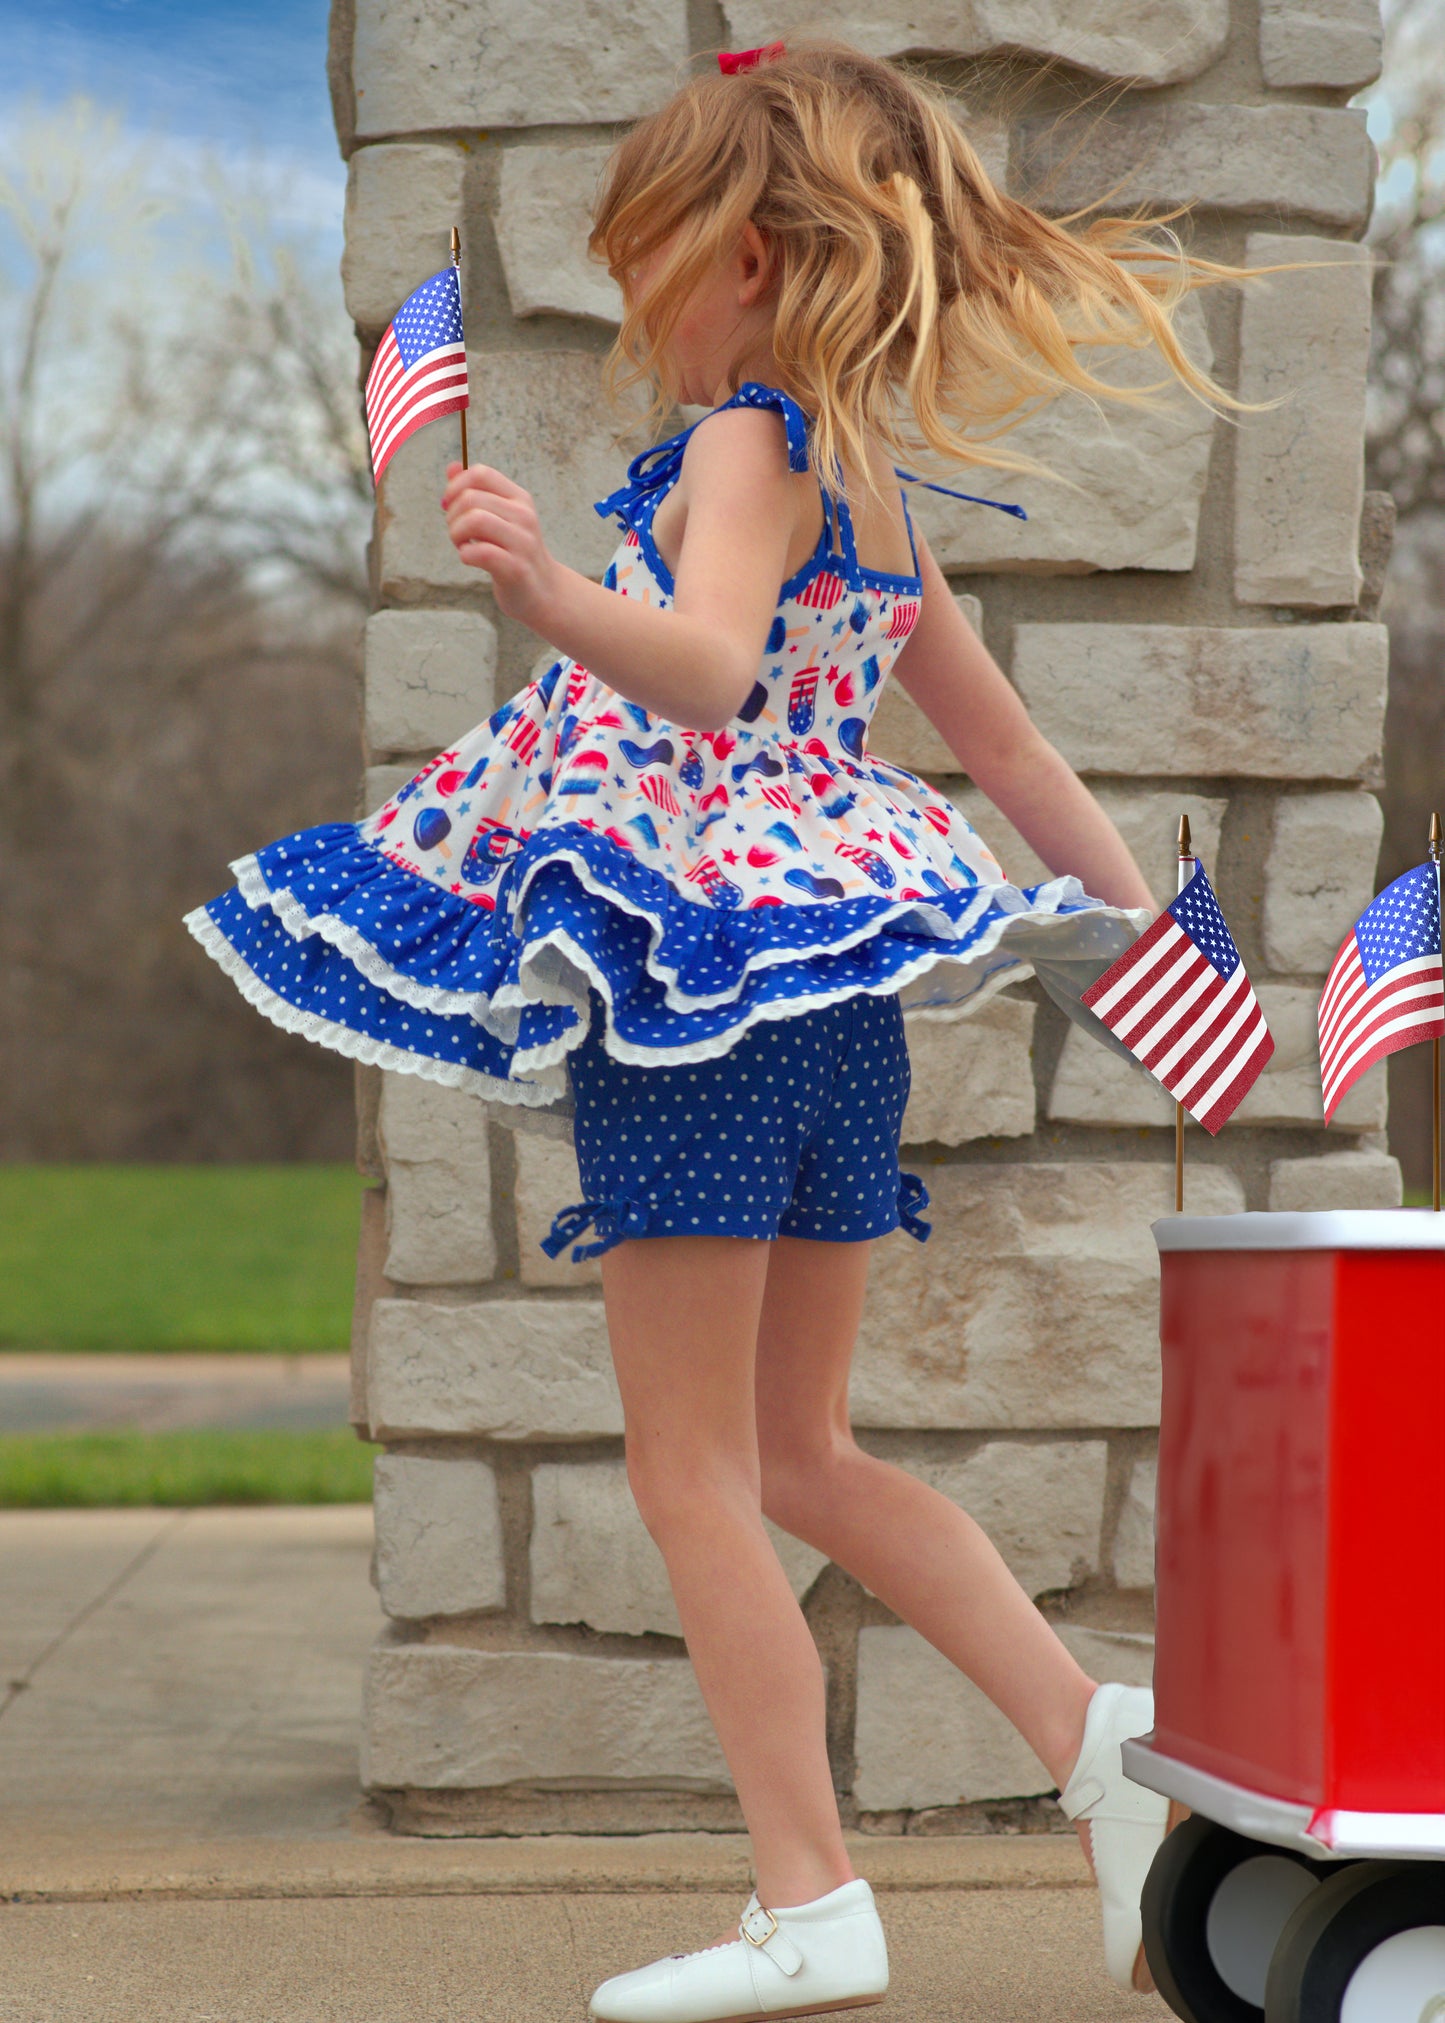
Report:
1153,1209,1445,1252
1122,1737,1445,1861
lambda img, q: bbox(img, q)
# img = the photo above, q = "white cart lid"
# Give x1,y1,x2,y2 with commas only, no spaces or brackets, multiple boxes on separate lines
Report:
1154,1209,1445,1253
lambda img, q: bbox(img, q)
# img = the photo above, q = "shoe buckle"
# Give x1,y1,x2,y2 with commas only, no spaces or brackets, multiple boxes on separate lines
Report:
741,1904,779,1948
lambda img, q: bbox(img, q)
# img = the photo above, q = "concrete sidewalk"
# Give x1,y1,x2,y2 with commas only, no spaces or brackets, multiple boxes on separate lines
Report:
0,1353,353,1433
0,1508,1172,2022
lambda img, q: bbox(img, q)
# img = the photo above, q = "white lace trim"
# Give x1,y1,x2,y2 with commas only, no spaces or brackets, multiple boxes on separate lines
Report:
231,854,511,1030
183,905,566,1110
200,858,1149,1082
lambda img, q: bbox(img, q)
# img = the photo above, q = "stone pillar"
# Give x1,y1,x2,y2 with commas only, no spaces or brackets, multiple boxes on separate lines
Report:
334,0,1396,1834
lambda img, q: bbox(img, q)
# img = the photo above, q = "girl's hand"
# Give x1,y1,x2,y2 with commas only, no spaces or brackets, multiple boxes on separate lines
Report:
442,462,561,628
433,407,799,734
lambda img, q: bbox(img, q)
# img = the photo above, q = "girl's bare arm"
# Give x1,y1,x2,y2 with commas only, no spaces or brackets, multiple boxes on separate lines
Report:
441,408,799,735
891,537,1157,912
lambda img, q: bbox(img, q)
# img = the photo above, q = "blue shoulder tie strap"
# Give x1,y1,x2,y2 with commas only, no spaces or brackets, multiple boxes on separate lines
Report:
726,381,813,471
593,396,1024,528
894,466,1028,521
593,381,813,527
593,423,694,527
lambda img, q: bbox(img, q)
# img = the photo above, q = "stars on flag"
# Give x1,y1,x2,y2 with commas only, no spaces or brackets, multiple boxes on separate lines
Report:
364,264,470,484
1318,861,1444,1123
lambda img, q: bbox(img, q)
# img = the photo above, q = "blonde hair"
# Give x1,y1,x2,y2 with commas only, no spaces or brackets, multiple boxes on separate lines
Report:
589,41,1254,498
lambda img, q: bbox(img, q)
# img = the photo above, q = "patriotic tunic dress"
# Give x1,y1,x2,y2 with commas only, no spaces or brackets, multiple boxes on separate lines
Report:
186,382,1143,1137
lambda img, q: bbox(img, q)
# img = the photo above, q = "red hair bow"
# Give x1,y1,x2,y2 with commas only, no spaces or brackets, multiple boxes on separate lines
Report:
718,41,785,73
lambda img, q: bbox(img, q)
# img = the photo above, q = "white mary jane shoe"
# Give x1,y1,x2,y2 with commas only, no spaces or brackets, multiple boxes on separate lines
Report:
587,1875,889,2022
1058,1681,1173,1994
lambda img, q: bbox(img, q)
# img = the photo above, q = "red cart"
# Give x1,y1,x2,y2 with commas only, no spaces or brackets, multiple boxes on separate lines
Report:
1125,1209,1445,2023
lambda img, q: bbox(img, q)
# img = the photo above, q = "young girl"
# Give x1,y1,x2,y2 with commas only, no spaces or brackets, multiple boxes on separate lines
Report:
188,40,1245,2020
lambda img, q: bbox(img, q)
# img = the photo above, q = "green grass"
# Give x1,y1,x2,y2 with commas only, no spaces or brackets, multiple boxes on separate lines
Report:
0,1164,367,1354
0,1428,376,1507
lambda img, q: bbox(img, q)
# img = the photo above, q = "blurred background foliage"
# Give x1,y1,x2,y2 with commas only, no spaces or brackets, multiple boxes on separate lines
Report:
0,100,366,1163
1364,0,1445,1188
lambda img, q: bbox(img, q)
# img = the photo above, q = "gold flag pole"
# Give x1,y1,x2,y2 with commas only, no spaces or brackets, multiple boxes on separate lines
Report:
450,226,470,469
1175,814,1194,1214
1424,809,1432,1213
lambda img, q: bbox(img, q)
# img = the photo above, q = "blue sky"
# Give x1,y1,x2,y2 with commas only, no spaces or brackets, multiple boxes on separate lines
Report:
1,0,344,233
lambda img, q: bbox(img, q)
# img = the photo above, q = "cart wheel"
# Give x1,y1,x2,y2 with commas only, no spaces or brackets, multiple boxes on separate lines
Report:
1141,1815,1335,2022
1264,1858,1445,2022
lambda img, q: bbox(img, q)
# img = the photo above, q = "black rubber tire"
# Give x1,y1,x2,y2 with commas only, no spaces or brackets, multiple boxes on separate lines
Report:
1264,1858,1445,2023
1141,1815,1335,2023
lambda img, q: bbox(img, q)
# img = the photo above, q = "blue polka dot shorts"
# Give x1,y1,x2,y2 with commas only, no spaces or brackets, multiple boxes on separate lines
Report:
540,989,932,1263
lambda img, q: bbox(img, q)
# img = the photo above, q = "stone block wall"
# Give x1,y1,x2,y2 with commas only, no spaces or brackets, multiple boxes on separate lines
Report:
331,0,1398,1835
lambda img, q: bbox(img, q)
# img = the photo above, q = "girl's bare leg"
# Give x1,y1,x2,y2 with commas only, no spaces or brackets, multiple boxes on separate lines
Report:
600,1233,857,1919
752,1235,1100,1845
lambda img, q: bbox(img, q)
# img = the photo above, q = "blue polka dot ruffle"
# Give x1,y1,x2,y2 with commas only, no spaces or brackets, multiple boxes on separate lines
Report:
184,814,1112,1114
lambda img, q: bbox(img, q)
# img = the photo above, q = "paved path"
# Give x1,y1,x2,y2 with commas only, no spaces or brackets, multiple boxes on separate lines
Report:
2,1890,1165,2022
0,1353,353,1433
0,1508,373,1844
0,1508,1172,2023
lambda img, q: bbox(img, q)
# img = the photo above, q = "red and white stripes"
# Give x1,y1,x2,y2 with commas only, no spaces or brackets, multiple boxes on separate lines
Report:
1318,939,1445,1123
364,331,470,483
1084,914,1274,1133
796,570,846,610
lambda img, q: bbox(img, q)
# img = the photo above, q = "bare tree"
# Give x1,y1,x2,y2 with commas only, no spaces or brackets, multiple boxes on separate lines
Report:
0,102,370,1159
1359,3,1445,1192
0,102,368,820
179,179,373,617
1364,0,1445,515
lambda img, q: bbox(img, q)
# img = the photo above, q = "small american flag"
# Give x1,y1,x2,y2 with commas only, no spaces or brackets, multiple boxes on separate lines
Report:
1082,860,1273,1133
1318,861,1444,1124
364,264,469,484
